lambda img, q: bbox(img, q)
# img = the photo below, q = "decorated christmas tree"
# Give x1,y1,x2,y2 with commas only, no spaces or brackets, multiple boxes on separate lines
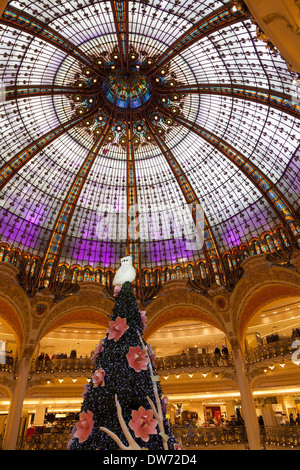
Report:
68,257,179,450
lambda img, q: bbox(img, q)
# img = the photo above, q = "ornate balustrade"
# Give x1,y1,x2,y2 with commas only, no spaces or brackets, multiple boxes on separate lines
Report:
172,425,248,448
27,352,234,378
155,352,233,372
14,425,248,450
16,431,71,450
0,359,16,373
29,357,95,377
245,337,295,364
263,425,300,448
2,338,297,381
8,424,300,450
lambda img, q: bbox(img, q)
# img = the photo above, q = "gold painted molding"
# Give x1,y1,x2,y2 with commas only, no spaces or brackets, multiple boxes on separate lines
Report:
230,253,300,343
244,0,300,73
0,0,8,17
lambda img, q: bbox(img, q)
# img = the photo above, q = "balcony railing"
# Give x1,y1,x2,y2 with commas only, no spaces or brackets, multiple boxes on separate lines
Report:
29,357,95,376
3,338,294,379
245,337,295,364
2,422,300,450
172,425,248,448
155,352,233,371
15,425,300,450
14,426,248,450
263,425,300,448
16,431,71,450
27,352,234,377
1,335,297,382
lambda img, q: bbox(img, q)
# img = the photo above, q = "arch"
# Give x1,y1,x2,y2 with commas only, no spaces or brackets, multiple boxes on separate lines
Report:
237,284,300,345
42,308,110,338
144,306,225,341
0,384,13,402
249,238,262,254
36,282,114,346
0,297,24,355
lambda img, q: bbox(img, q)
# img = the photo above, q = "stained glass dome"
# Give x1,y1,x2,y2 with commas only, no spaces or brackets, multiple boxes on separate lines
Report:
0,0,299,290
103,68,153,109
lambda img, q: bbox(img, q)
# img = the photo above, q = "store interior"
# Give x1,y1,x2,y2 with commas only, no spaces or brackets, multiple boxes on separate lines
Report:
1,296,300,437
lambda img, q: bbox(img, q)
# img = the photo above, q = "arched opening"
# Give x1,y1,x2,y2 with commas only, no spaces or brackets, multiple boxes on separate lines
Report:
242,295,300,429
37,321,108,361
144,310,237,428
147,319,228,357
0,317,18,367
245,297,300,351
0,297,24,358
144,306,224,340
42,308,109,339
237,284,300,345
23,314,110,437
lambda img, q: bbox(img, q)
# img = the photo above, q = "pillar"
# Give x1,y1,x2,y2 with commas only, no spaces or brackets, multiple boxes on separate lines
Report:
225,400,235,420
197,402,205,425
33,405,46,427
2,351,32,450
261,404,276,426
232,341,261,450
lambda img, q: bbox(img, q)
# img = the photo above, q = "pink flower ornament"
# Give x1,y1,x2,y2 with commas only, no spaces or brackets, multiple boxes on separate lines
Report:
126,345,148,372
129,406,158,442
73,410,94,443
107,316,129,342
92,367,106,388
174,441,183,450
113,285,122,297
139,310,147,329
81,383,89,399
91,340,104,363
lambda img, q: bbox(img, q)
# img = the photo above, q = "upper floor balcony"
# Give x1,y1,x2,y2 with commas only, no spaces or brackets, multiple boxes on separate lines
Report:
1,336,297,380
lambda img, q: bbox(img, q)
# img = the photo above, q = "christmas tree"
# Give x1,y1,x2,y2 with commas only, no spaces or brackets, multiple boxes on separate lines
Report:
68,279,179,450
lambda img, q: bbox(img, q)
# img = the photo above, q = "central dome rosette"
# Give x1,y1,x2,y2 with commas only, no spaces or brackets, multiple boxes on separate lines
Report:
103,67,153,110
61,46,187,150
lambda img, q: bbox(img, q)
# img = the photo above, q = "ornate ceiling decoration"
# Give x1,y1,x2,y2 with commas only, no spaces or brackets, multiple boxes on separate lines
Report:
0,0,299,294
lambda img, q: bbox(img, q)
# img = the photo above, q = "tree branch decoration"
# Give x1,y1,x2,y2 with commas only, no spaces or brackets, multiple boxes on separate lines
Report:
100,395,146,450
138,331,169,450
99,331,169,450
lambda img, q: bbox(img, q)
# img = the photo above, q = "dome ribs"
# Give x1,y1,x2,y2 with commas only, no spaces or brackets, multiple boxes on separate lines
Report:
156,83,300,121
110,0,129,71
126,117,140,274
166,110,300,244
40,116,114,283
146,2,247,77
145,114,225,286
3,85,93,102
0,6,105,77
0,106,99,191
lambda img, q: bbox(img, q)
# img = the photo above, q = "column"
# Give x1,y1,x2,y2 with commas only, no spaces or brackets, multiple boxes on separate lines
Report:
197,402,205,425
33,405,46,427
232,341,261,450
2,353,31,450
225,400,235,421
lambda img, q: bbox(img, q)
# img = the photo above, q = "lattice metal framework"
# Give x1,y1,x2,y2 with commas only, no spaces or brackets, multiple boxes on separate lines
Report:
0,0,299,289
